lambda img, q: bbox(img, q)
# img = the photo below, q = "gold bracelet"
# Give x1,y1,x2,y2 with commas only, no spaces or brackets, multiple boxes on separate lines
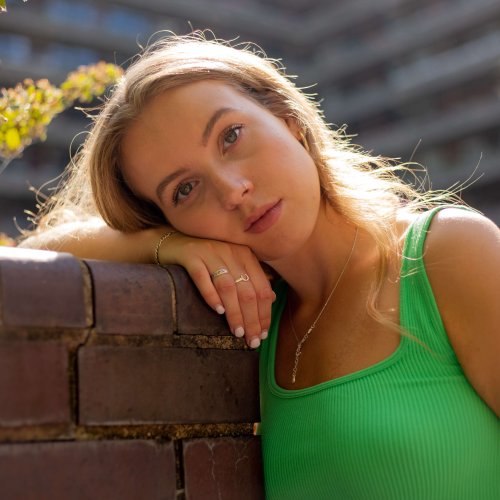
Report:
154,230,177,266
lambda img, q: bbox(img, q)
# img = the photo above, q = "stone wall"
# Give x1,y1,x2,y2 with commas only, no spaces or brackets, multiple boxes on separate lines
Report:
0,247,264,499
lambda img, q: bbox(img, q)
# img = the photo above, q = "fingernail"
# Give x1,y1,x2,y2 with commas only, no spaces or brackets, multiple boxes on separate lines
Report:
260,329,268,340
250,337,261,349
234,326,245,338
215,304,225,314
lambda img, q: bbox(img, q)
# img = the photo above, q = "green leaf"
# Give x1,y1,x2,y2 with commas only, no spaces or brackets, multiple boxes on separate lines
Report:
0,58,121,164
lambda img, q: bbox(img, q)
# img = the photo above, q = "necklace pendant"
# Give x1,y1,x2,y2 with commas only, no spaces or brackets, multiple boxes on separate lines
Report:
287,227,359,386
291,351,300,384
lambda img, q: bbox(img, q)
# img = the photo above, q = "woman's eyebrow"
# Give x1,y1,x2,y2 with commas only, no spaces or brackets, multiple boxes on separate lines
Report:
156,167,188,202
155,107,235,202
201,107,233,146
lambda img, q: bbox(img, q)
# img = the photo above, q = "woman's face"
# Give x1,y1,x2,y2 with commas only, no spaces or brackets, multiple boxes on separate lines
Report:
121,80,322,262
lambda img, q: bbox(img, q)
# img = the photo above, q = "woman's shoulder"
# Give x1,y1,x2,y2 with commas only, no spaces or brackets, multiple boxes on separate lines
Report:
395,205,499,251
419,206,499,310
419,207,500,416
425,206,499,251
415,206,500,318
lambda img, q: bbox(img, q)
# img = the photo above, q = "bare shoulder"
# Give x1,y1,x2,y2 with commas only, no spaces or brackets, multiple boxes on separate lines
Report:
423,207,500,322
423,207,500,416
426,207,499,253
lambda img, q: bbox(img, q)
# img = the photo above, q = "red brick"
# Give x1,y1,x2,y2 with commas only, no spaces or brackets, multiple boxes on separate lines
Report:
79,346,259,424
183,437,264,500
85,260,175,335
0,440,176,500
0,341,70,426
166,265,230,336
0,247,89,328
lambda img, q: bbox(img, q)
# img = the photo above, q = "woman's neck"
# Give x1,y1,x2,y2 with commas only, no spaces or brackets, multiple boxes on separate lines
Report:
267,205,375,306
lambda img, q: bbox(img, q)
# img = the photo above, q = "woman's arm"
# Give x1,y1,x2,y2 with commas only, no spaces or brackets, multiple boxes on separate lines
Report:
19,218,165,263
19,219,274,348
425,208,500,417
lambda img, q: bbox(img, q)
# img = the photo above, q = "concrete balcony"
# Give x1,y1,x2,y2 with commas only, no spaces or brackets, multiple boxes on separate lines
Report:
358,94,500,157
0,9,138,56
323,31,500,124
305,0,500,85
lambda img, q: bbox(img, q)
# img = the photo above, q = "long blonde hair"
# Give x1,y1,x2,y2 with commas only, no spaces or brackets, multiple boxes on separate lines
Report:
30,32,460,327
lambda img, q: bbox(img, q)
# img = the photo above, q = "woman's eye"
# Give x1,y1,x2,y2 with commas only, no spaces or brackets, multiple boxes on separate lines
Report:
222,125,242,150
173,181,196,205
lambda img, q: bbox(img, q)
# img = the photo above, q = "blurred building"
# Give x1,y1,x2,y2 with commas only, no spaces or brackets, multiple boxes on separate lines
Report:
1,0,499,236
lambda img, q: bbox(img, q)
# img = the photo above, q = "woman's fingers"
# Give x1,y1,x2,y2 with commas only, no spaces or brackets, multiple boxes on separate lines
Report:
212,270,256,339
190,263,262,346
243,258,275,338
230,272,262,347
174,239,273,348
222,246,275,348
185,262,228,316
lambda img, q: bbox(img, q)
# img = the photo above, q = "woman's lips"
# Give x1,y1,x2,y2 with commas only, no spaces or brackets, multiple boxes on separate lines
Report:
245,200,282,234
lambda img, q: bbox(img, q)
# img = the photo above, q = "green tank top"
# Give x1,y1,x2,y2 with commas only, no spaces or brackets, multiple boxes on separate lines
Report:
258,208,500,499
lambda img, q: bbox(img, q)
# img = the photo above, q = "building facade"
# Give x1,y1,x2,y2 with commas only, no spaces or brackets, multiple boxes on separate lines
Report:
1,0,499,236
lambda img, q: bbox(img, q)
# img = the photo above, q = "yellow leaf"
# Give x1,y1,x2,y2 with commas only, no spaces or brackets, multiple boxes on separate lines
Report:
5,128,21,150
0,233,16,247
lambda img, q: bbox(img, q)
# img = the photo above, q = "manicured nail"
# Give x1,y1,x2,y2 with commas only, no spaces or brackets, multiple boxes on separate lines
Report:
234,326,245,338
215,304,225,314
260,329,268,340
250,337,261,349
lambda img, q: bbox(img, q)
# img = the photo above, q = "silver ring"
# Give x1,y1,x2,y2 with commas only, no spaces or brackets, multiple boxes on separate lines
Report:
234,273,250,284
211,268,229,279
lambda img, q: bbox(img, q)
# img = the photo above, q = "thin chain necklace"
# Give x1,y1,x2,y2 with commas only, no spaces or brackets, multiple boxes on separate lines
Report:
288,227,359,384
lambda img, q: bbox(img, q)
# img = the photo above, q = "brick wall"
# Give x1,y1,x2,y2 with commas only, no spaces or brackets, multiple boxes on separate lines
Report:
0,247,264,500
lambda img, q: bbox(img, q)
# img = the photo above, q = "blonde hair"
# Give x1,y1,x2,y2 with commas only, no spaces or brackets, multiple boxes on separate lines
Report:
30,32,460,328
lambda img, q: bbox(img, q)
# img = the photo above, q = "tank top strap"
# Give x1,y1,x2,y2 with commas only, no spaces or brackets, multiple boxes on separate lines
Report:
399,206,455,356
401,206,444,263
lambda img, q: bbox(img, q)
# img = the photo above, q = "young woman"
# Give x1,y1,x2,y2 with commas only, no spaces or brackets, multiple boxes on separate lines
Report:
20,34,499,499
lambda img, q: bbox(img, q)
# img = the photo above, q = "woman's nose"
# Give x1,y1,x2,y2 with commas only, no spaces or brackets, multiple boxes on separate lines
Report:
213,173,253,210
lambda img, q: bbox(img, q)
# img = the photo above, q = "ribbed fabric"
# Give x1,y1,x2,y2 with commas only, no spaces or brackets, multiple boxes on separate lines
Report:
259,208,500,499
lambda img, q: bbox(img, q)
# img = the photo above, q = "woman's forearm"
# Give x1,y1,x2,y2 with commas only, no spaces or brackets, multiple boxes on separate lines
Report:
18,218,167,263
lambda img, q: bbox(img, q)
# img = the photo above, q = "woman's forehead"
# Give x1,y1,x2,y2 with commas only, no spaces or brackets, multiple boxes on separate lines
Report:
146,80,250,112
129,80,265,138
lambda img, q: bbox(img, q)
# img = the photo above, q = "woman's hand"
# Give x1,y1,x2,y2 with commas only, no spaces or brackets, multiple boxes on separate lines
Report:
159,232,276,349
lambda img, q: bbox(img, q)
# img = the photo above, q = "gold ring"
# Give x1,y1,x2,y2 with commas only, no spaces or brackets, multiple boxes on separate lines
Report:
234,273,250,284
211,268,229,279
